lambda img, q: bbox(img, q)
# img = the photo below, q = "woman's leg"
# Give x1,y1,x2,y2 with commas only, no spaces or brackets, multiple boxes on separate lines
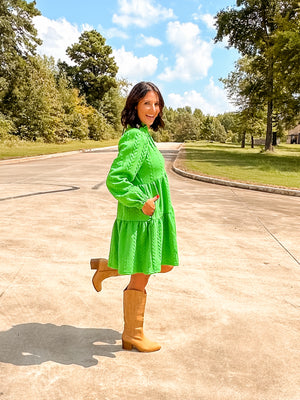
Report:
126,267,174,290
160,265,174,273
127,273,150,292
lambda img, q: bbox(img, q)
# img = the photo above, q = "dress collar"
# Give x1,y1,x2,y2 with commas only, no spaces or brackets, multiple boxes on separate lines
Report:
139,124,149,133
125,124,149,134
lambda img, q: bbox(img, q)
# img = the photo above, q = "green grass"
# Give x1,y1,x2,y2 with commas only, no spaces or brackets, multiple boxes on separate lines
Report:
0,139,119,160
181,142,300,189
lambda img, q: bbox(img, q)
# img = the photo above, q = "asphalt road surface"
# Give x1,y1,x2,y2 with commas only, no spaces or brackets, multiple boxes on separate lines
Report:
0,143,299,400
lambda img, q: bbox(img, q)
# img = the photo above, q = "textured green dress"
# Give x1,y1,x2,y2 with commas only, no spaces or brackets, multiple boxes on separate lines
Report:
106,124,179,275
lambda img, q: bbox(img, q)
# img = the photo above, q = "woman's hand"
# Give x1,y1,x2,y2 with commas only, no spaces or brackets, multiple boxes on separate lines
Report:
142,195,159,216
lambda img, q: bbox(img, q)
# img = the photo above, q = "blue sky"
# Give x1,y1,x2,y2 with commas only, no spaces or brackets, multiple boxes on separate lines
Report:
33,0,239,115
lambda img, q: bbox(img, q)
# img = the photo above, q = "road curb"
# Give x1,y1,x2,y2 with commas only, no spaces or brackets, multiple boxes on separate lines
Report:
0,150,83,165
172,146,300,198
2,144,299,197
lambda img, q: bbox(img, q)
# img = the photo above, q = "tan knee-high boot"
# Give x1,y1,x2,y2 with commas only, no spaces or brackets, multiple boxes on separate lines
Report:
122,289,161,352
90,258,119,292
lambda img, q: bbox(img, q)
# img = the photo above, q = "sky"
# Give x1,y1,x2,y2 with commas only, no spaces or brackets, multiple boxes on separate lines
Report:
33,0,240,115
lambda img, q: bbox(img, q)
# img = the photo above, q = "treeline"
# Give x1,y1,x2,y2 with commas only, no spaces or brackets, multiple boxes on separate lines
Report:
1,0,299,148
156,108,242,143
0,0,230,144
0,1,125,143
0,54,126,142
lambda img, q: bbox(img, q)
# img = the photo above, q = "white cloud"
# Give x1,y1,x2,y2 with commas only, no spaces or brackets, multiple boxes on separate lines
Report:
112,0,175,28
216,36,231,49
113,46,158,81
33,15,91,62
139,34,162,47
167,91,209,112
166,78,236,115
97,24,129,40
159,21,213,82
199,14,216,30
193,6,216,30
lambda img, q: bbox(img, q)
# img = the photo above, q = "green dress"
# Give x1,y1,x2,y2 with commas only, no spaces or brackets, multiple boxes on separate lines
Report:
106,124,179,275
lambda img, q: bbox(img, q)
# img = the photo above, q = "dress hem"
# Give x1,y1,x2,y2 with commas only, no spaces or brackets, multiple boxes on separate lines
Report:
107,262,179,276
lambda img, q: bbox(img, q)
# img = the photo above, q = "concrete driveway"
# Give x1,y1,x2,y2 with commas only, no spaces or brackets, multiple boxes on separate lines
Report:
0,144,299,400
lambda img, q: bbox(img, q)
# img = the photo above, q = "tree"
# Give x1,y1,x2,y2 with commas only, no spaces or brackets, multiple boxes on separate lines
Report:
59,30,118,110
215,0,299,151
217,112,237,135
221,57,264,112
157,107,176,142
0,0,41,93
220,57,267,146
0,112,15,140
236,108,266,147
172,107,199,142
193,108,205,135
272,9,300,128
212,118,227,142
5,56,66,141
98,79,128,133
200,116,227,142
57,74,90,141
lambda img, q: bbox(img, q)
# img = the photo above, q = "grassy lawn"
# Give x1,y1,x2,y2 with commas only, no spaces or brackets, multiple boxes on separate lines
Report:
181,142,300,189
0,139,119,160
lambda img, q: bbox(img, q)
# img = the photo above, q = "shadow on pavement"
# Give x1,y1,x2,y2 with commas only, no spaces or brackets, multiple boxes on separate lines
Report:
0,323,121,368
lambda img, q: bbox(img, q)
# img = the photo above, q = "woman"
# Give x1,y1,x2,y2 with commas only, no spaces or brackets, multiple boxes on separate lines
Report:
91,81,179,352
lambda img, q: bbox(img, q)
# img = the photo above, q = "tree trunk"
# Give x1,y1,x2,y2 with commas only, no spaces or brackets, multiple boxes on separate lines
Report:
272,131,277,146
251,135,254,148
265,58,274,151
241,132,246,148
265,99,273,151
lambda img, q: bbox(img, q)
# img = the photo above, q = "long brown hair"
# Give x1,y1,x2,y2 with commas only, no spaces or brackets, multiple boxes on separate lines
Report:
121,81,165,131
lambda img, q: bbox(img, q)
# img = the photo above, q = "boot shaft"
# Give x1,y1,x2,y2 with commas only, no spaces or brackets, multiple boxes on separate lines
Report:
122,289,161,352
123,289,146,334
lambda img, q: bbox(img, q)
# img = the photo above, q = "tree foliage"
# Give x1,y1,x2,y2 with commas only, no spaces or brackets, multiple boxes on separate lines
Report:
4,56,66,141
157,107,228,143
272,9,300,126
0,112,15,140
0,0,123,143
58,30,118,109
215,0,300,151
98,79,128,133
0,0,41,88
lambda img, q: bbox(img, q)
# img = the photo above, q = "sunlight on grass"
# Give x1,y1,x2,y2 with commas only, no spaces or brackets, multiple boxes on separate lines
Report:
182,142,300,189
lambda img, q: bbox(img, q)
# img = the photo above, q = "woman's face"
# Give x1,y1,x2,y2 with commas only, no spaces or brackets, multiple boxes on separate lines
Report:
136,90,160,128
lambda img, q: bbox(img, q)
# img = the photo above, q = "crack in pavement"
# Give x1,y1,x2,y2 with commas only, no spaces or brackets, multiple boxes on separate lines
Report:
0,184,80,202
91,181,105,190
230,188,300,266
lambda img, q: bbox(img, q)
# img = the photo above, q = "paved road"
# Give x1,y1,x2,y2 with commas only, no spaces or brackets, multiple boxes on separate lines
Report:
0,144,299,400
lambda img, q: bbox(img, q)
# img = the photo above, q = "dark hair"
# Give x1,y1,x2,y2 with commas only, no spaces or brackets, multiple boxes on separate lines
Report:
121,81,165,131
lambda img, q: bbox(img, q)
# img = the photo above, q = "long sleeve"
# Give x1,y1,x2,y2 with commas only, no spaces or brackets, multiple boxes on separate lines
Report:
106,128,149,209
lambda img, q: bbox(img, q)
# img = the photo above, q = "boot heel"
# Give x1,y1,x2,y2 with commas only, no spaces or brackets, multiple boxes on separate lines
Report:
90,258,108,270
92,271,102,292
122,340,133,350
90,259,98,270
